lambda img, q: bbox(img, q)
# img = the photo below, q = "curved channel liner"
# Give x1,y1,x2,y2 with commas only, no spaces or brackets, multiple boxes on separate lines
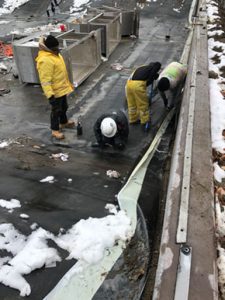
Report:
93,205,149,300
94,123,174,299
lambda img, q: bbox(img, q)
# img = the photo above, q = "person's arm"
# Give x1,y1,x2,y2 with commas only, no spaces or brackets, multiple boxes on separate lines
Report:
116,112,129,139
146,72,159,86
113,112,129,150
94,114,109,146
36,58,54,99
159,90,168,107
94,117,103,145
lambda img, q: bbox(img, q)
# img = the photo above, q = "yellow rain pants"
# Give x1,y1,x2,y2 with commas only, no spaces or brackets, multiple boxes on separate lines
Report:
125,79,149,124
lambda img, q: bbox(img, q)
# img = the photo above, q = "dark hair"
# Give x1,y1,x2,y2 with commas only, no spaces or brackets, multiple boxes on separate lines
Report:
44,35,59,49
157,77,170,91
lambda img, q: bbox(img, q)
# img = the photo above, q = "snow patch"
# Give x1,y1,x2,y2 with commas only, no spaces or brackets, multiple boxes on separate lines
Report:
50,153,69,162
70,0,91,14
0,198,21,210
214,162,225,183
106,170,121,178
55,206,132,265
20,214,29,219
40,176,55,183
0,0,30,15
0,140,11,148
0,205,132,296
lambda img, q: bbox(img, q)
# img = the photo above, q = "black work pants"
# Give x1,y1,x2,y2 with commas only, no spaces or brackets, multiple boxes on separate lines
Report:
49,95,68,130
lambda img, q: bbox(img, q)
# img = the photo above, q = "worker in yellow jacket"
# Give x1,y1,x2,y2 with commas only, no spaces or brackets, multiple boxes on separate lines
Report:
125,62,161,132
36,35,74,139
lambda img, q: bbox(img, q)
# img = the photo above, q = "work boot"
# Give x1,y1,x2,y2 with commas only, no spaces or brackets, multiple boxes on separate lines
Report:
52,130,65,140
60,120,75,129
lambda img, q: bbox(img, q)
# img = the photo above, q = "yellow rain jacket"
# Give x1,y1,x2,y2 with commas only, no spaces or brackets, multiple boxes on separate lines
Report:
36,42,74,99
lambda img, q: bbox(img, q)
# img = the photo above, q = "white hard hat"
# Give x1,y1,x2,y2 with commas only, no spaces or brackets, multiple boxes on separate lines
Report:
100,117,117,138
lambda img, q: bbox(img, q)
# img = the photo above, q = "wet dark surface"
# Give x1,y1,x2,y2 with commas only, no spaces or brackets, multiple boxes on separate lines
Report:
0,0,192,298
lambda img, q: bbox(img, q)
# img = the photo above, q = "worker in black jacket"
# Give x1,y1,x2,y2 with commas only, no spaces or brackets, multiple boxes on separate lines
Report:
125,62,161,131
93,110,129,150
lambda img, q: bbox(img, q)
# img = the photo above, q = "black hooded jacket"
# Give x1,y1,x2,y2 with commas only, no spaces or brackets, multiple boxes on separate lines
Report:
131,62,161,86
94,110,129,147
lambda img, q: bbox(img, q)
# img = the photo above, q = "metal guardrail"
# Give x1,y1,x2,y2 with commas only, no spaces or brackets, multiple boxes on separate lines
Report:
176,54,197,243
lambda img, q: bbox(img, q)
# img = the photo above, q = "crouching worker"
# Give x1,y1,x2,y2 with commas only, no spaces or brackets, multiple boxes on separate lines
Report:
93,111,129,150
36,35,75,140
157,61,187,110
125,62,161,131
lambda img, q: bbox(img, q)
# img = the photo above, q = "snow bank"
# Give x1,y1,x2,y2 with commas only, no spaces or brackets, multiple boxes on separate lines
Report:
0,228,61,296
0,204,132,296
207,0,225,298
55,208,132,264
70,0,91,14
0,0,30,15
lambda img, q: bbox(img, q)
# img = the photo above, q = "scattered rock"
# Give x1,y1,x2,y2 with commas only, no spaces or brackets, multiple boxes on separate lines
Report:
217,187,225,205
209,70,219,79
223,129,225,138
33,145,41,149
